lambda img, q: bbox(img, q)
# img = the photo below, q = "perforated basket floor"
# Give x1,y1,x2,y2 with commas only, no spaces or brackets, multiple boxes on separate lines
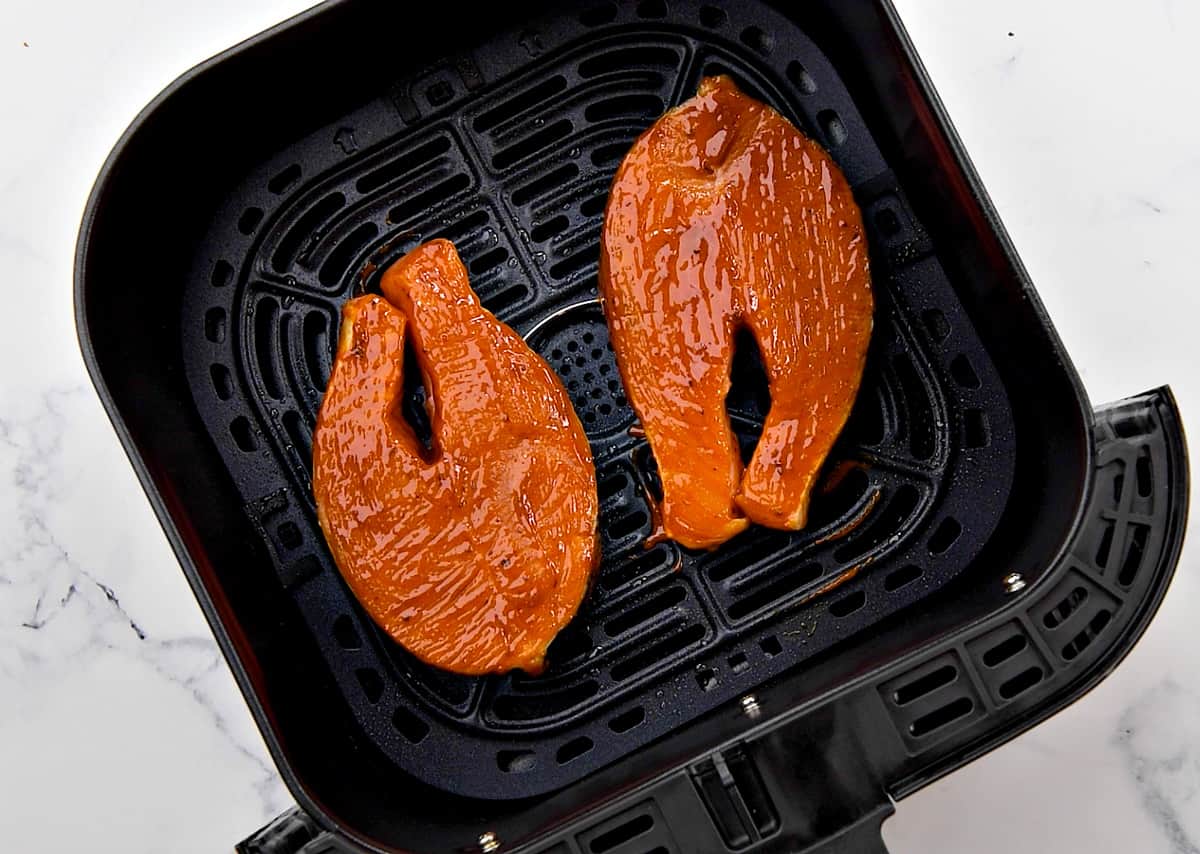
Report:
181,0,1016,798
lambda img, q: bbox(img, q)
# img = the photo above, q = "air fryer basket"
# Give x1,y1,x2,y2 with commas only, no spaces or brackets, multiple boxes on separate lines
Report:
179,0,1019,799
74,0,1188,852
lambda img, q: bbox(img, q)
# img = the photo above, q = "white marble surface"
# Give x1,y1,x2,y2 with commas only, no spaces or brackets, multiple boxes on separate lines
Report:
1,0,1198,851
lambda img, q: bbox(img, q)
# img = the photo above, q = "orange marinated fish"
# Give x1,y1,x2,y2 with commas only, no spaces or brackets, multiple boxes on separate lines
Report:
600,76,873,550
313,240,598,675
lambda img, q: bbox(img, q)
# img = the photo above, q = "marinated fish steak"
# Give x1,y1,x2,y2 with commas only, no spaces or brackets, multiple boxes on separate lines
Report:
313,241,599,675
600,76,874,550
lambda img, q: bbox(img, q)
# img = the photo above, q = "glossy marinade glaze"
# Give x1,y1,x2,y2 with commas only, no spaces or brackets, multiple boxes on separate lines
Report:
600,76,874,550
312,240,598,675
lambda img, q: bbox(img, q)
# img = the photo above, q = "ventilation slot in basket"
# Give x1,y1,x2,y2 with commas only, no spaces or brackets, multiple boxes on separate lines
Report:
786,61,817,94
497,749,536,773
546,627,594,665
493,120,574,170
609,510,649,541
549,242,600,280
388,174,470,224
998,666,1043,701
211,259,234,288
355,668,384,703
332,615,362,650
531,214,571,243
230,417,257,452
950,354,981,388
1136,446,1153,498
253,298,284,400
893,664,956,706
513,163,580,206
884,564,922,591
829,590,866,618
238,207,263,235
580,3,618,27
1118,523,1150,586
605,587,687,637
204,308,226,344
807,465,872,530
469,246,510,276
834,484,921,562
590,813,654,852
268,163,302,195
636,0,667,19
1095,520,1115,569
602,545,676,591
357,136,452,194
302,310,331,390
964,409,990,449
557,736,594,765
592,140,636,167
584,94,666,123
928,517,962,555
1042,586,1087,629
481,284,529,317
491,680,600,722
579,46,679,78
611,625,705,681
608,706,647,734
981,634,1026,668
272,193,345,273
727,563,823,620
210,364,233,400
892,356,936,460
699,5,726,28
909,697,973,737
921,308,950,342
1061,610,1112,661
319,222,379,287
707,535,787,587
817,109,848,147
282,411,312,471
474,76,569,132
277,521,302,550
391,706,430,744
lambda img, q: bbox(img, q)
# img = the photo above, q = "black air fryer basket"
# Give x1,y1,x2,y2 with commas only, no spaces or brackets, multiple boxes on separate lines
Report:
75,1,1189,851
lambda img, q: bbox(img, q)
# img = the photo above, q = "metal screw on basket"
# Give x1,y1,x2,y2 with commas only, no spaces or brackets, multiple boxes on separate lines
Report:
740,695,762,719
478,831,501,853
1003,572,1027,594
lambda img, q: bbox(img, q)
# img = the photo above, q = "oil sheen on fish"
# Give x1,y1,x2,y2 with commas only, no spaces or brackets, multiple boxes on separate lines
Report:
600,76,873,549
313,240,599,675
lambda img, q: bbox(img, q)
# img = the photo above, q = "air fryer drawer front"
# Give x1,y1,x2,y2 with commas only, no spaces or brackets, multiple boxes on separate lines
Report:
239,389,1187,854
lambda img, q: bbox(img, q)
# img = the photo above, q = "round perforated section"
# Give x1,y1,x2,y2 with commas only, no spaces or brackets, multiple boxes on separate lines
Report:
180,0,1017,799
527,303,631,437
